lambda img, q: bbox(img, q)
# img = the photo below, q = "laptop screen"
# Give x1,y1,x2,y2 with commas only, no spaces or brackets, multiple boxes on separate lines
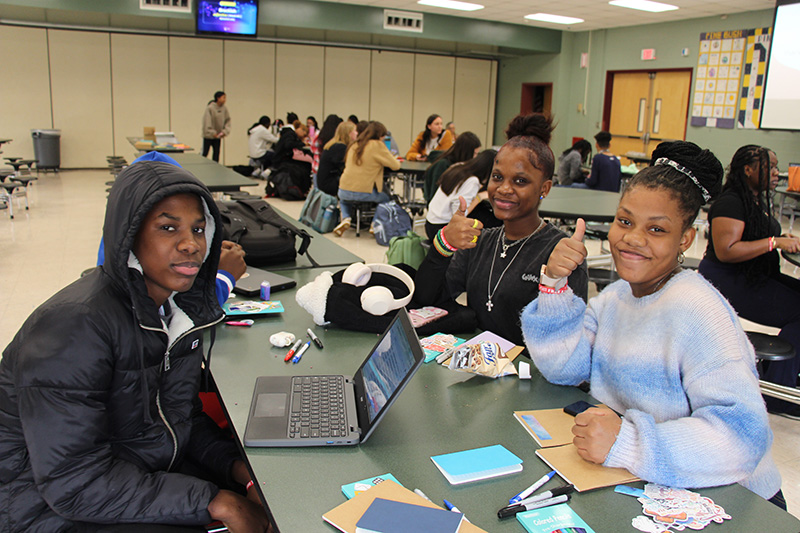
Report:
350,310,424,444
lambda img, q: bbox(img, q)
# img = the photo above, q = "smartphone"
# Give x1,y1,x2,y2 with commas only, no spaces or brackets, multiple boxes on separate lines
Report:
408,306,448,328
563,400,595,417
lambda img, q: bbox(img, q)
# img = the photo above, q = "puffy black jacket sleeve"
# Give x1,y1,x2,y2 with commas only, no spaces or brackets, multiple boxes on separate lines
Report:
413,246,465,307
184,395,242,488
16,303,218,526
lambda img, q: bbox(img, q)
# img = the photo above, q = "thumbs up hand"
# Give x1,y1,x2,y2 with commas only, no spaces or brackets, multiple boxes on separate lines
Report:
441,196,483,250
544,218,588,279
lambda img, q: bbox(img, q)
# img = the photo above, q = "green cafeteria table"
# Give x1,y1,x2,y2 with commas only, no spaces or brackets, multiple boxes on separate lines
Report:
168,153,255,192
210,267,800,532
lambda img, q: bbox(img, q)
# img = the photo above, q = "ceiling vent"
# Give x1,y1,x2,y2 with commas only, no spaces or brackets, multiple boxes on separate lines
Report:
140,0,192,13
383,10,424,33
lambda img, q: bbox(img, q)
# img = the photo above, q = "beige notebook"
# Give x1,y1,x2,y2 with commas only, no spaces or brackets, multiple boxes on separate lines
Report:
323,479,487,533
514,408,584,448
536,443,639,492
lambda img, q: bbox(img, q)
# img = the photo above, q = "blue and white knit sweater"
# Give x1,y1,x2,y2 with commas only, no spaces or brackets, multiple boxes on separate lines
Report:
520,269,781,500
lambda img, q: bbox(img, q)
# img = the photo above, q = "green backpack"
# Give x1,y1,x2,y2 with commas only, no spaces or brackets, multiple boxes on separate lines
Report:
386,230,426,270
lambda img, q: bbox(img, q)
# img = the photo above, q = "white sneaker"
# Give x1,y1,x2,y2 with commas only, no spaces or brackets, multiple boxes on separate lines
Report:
333,218,351,237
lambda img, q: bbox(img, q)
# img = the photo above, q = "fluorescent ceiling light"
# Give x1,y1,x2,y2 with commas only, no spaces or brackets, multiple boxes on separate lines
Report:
418,0,484,11
524,13,584,25
609,0,678,13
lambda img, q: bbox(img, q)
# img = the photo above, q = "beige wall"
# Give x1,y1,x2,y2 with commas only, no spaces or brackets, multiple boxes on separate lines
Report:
0,26,497,168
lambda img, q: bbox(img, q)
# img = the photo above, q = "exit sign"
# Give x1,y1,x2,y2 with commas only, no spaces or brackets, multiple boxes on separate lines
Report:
641,48,656,60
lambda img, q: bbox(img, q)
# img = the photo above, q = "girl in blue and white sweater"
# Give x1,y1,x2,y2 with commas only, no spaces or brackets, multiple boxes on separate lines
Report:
521,141,784,507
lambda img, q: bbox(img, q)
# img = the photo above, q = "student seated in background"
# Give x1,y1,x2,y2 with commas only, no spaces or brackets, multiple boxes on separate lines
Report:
247,115,279,175
414,113,588,346
406,114,454,161
699,145,800,419
0,161,270,532
317,120,356,197
312,115,343,181
521,141,784,509
334,120,400,236
425,149,496,241
446,121,457,140
422,131,482,205
574,131,621,192
556,139,592,186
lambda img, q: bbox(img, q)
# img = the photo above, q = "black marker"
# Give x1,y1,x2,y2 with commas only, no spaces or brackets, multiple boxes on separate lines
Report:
497,494,570,519
307,328,323,349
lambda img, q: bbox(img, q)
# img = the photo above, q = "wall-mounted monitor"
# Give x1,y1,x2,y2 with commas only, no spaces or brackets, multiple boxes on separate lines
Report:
196,0,259,37
760,0,800,130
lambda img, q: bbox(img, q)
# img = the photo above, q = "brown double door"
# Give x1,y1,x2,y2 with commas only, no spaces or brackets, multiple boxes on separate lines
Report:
606,70,692,161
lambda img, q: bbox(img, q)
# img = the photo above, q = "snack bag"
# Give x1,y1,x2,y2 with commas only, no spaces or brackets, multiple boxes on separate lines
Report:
447,342,518,378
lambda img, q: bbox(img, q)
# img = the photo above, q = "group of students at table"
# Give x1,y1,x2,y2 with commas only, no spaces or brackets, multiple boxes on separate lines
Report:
0,110,797,531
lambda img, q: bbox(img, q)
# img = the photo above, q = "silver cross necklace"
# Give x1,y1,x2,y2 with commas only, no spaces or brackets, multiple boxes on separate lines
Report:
486,219,546,312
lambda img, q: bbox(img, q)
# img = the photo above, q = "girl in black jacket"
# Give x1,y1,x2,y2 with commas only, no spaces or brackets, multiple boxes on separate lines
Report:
0,162,269,532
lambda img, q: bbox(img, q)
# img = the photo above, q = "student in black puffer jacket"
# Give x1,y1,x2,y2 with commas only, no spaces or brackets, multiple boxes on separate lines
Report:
0,162,269,532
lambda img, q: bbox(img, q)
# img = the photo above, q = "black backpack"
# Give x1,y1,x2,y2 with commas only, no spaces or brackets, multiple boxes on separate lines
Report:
216,197,316,267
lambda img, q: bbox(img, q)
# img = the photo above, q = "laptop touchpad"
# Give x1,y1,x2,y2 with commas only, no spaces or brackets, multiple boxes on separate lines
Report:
254,393,287,417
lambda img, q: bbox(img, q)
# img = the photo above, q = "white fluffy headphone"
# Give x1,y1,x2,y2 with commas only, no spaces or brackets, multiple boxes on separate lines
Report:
341,262,415,316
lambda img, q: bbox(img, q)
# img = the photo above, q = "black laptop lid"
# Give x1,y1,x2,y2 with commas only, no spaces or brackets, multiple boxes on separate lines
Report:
351,309,424,443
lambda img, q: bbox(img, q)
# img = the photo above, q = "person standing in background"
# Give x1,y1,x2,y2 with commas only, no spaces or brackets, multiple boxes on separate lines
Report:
202,91,231,162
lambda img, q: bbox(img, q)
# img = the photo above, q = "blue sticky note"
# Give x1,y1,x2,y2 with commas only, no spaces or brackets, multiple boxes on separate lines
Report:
431,444,522,485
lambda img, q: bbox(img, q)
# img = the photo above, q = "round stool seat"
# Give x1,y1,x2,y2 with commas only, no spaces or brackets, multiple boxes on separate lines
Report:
746,331,796,362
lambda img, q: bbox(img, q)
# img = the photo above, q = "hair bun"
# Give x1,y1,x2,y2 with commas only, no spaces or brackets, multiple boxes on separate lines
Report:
505,113,554,144
650,141,724,200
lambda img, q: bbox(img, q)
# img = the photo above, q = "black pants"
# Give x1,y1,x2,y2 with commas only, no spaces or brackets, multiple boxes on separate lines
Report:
203,138,221,162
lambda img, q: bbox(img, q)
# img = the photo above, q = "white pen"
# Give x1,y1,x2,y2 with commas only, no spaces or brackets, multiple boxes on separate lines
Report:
509,470,556,504
513,485,575,508
414,488,432,501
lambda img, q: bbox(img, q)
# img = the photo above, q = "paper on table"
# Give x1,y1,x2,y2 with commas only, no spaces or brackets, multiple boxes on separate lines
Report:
536,444,639,492
514,407,606,448
322,480,487,533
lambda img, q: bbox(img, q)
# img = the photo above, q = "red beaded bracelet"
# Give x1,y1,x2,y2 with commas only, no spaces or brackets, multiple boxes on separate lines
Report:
539,283,568,295
245,480,255,491
769,236,775,252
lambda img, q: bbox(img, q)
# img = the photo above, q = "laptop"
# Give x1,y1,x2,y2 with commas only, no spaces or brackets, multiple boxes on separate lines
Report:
234,267,296,296
243,309,424,447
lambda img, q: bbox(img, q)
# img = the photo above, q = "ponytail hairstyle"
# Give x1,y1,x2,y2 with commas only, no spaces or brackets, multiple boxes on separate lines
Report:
247,115,271,135
353,121,388,165
439,149,497,195
209,90,225,105
433,131,481,165
420,114,442,152
503,113,556,179
562,139,593,163
286,111,299,124
624,141,723,231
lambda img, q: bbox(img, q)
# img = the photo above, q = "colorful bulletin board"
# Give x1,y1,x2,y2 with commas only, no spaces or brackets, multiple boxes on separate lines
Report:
690,29,747,129
737,27,772,129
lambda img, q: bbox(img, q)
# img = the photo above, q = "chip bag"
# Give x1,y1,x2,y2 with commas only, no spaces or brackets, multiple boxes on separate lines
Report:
447,342,518,378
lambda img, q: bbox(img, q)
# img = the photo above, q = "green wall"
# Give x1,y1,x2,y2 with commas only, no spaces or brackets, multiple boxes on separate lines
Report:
496,9,800,168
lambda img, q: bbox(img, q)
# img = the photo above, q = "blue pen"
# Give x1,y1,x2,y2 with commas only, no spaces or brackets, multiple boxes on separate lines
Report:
509,470,556,504
291,341,311,364
443,499,469,523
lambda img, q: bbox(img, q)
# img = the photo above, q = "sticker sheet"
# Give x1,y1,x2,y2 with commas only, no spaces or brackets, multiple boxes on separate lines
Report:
631,484,731,532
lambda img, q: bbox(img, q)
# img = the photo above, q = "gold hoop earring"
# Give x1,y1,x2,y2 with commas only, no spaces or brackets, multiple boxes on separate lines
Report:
678,251,685,264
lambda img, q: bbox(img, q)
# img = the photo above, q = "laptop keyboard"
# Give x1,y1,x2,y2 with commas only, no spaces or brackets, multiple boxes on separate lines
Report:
289,376,348,439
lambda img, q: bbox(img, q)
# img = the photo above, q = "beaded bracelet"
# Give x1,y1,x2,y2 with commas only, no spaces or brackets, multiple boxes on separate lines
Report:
437,229,457,252
433,237,455,257
769,236,775,252
538,283,568,295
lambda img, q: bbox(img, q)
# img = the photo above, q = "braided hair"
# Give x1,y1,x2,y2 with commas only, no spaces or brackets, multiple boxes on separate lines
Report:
503,113,556,179
721,144,775,280
625,141,723,231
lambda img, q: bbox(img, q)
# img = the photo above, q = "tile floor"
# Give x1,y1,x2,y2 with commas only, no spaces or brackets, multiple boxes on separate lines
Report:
0,169,798,518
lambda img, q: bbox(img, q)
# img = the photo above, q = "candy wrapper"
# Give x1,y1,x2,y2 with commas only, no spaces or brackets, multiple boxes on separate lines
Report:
447,341,518,378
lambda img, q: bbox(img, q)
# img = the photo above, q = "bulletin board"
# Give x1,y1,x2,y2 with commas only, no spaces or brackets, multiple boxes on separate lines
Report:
737,27,772,129
690,29,747,129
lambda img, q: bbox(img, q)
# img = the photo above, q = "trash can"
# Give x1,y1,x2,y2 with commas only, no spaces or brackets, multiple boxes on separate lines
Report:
31,129,61,170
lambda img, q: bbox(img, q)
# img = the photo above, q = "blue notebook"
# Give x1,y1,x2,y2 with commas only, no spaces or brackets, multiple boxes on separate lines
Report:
517,503,595,533
355,498,462,533
341,473,403,499
430,444,523,485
